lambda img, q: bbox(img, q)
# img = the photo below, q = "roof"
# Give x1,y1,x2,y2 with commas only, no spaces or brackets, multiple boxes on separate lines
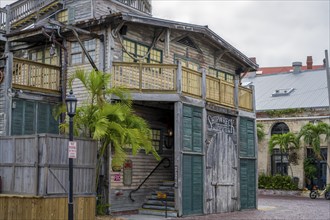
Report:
119,13,258,70
257,65,324,75
242,69,329,111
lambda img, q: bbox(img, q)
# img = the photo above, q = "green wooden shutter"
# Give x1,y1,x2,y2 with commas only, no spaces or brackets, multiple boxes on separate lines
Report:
182,105,203,215
240,118,255,157
37,103,49,133
23,101,36,135
48,104,59,134
183,154,203,215
240,159,256,209
239,117,256,210
11,100,24,135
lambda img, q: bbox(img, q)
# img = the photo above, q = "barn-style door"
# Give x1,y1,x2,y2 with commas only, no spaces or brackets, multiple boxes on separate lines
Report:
205,112,238,214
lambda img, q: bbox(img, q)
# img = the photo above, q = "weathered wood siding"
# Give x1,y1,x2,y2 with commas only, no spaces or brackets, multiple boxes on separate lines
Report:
110,23,238,75
0,134,97,196
65,0,93,22
205,111,238,213
110,104,174,212
0,195,95,220
0,75,5,136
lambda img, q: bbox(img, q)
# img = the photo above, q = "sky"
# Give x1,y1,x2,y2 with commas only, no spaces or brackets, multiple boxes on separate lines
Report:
1,0,329,67
152,0,330,67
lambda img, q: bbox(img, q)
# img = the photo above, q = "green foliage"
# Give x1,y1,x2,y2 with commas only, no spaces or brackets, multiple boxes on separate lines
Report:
298,122,330,159
303,157,317,179
96,196,110,215
258,173,298,190
257,123,266,142
265,108,304,117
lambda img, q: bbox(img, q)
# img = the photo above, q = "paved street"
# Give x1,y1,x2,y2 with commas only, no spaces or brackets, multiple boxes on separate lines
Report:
110,195,330,220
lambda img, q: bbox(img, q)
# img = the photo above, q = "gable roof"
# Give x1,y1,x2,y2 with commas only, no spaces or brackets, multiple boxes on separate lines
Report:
119,13,258,70
242,69,329,111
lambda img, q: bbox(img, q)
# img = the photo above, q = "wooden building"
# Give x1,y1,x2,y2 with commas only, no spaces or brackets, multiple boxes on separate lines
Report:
0,0,258,217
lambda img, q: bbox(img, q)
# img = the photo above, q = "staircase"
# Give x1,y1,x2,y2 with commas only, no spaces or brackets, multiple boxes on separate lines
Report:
139,181,178,217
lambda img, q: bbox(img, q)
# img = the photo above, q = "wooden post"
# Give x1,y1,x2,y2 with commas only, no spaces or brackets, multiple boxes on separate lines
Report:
201,68,206,100
139,62,142,91
324,50,330,186
176,60,182,95
4,52,13,136
174,102,183,216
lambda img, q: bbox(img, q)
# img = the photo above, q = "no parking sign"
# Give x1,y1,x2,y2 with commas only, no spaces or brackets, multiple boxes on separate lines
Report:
68,141,77,159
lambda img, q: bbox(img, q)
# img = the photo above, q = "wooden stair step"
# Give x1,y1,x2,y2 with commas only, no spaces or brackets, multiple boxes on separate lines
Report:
142,204,176,211
139,208,178,217
143,200,175,207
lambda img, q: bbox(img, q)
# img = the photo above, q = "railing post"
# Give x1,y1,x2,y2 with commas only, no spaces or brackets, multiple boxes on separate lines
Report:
234,74,239,110
139,62,142,91
176,60,182,95
201,68,206,100
5,5,11,53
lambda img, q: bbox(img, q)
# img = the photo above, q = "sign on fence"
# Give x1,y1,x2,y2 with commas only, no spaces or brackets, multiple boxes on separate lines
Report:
68,141,77,159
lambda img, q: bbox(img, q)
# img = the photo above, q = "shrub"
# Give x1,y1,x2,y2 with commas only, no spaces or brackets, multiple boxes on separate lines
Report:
258,173,298,190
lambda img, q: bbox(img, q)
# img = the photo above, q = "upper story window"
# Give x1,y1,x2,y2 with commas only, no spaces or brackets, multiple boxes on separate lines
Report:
71,39,96,65
123,39,162,63
175,56,199,71
29,47,59,65
57,9,68,23
271,122,290,135
208,68,234,83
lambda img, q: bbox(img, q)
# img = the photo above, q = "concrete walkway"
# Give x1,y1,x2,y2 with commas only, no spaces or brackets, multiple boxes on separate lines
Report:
107,195,330,220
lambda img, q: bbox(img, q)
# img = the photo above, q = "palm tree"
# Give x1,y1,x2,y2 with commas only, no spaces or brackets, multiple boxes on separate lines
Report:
298,122,330,160
298,122,330,187
59,70,160,183
269,132,300,176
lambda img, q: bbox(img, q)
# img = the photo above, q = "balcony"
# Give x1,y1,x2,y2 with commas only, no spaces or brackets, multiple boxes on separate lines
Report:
112,62,253,111
12,58,61,93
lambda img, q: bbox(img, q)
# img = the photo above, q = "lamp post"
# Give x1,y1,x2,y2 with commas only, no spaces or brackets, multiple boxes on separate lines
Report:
65,90,77,220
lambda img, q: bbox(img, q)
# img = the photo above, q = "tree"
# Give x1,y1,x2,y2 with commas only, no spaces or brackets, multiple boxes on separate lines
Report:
298,122,330,160
268,132,300,176
257,123,266,143
298,122,330,187
59,69,160,184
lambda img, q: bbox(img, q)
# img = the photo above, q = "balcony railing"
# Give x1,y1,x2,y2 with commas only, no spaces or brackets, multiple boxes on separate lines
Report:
239,86,253,111
112,62,254,111
12,58,61,92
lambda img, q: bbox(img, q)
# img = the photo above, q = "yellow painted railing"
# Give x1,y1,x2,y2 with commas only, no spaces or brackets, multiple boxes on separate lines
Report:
112,62,177,91
239,86,253,111
12,58,60,92
182,66,202,97
111,62,253,111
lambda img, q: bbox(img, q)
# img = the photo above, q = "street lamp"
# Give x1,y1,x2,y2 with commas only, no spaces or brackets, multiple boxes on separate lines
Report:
65,89,77,220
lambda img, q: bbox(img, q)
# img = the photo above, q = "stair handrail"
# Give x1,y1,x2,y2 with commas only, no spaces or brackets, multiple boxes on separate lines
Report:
129,157,170,202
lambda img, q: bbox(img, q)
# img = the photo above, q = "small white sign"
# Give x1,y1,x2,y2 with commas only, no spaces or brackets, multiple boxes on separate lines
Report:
68,141,77,159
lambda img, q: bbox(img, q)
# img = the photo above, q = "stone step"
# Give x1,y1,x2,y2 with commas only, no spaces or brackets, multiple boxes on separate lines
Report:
147,195,175,201
162,181,175,186
139,208,178,217
144,199,175,207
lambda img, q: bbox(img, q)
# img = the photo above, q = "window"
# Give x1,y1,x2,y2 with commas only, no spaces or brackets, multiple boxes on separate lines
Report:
71,39,96,65
175,56,199,71
271,122,290,175
29,47,59,65
122,39,162,63
11,99,59,135
57,9,68,23
208,68,234,83
151,129,162,152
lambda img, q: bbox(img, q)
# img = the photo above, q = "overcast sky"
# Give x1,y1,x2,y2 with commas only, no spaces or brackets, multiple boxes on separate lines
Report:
152,0,330,67
1,0,329,67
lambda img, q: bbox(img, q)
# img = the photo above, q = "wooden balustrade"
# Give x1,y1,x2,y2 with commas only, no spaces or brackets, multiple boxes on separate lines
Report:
112,62,177,91
182,66,202,97
111,62,253,111
12,58,60,92
239,86,253,111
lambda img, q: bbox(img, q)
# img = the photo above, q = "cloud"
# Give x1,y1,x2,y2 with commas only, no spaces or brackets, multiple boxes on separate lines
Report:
152,0,330,67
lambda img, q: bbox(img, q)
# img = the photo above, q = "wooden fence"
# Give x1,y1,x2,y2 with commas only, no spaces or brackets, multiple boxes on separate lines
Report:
0,134,97,195
0,195,95,220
